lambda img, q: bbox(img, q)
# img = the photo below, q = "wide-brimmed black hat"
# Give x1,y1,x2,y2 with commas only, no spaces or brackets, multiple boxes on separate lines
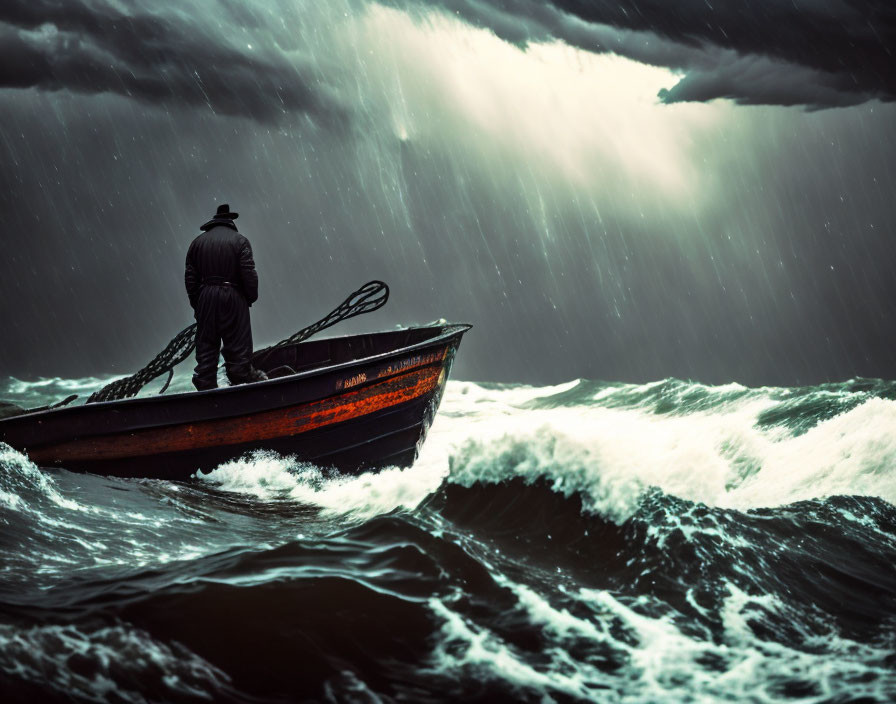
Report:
199,203,240,231
212,203,239,220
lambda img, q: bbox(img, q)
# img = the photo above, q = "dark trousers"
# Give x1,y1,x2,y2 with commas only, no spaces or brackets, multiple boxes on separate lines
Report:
192,285,253,390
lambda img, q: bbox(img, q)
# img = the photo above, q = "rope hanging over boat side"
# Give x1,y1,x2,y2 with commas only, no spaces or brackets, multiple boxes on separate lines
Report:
86,281,389,404
87,324,198,403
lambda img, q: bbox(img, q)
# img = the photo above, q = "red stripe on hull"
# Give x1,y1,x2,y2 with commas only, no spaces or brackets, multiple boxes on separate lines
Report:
28,365,445,464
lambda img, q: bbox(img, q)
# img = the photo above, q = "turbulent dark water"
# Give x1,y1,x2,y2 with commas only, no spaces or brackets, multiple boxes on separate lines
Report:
2,374,896,702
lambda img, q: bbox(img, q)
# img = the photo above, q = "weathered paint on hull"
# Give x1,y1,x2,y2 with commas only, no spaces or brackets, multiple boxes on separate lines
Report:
0,324,467,480
46,393,438,480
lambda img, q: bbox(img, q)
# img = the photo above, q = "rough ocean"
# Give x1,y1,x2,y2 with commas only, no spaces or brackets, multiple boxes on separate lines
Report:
1,373,895,703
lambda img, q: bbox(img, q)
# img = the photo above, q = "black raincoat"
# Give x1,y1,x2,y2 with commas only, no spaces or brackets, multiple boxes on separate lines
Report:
184,221,258,390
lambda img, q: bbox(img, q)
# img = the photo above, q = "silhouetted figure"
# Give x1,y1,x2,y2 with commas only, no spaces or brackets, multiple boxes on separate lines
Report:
185,204,264,390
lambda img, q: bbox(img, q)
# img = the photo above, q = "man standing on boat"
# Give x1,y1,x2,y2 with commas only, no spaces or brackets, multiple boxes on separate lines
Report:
185,203,266,390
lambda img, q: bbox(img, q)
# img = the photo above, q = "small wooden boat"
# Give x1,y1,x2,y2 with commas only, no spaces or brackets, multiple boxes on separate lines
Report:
0,323,470,480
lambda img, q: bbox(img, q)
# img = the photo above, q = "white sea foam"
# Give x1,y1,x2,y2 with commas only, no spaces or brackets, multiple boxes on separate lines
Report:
194,377,896,523
4,377,896,701
728,396,896,508
0,442,87,514
429,597,600,700
439,381,896,519
0,444,240,579
0,623,229,702
429,577,896,702
443,398,777,522
447,379,583,409
602,583,895,702
200,449,444,521
7,374,895,527
3,375,112,395
0,371,195,408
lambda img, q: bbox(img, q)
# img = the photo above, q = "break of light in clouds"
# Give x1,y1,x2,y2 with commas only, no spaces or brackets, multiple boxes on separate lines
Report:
346,6,721,200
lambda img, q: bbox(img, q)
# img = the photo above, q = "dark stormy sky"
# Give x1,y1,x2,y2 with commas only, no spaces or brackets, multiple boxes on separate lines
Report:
1,0,895,386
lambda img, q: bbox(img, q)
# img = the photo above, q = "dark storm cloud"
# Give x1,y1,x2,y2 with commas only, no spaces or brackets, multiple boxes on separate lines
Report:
0,0,341,123
4,0,890,116
408,0,895,108
656,52,875,109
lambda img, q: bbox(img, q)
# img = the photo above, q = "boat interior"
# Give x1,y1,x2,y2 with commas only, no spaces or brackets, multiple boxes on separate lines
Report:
254,325,450,380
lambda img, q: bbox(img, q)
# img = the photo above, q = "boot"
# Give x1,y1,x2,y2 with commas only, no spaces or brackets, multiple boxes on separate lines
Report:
248,366,268,382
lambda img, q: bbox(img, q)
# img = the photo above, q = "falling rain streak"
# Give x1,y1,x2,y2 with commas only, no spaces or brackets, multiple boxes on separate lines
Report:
0,1,894,385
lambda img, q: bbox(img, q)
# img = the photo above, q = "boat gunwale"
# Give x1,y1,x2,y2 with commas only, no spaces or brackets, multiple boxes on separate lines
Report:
0,323,471,424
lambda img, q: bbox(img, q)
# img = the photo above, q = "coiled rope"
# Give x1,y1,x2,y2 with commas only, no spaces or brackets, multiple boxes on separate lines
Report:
87,281,389,403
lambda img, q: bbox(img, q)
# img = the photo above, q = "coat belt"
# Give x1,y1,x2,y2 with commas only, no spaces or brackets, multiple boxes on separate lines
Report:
202,277,236,287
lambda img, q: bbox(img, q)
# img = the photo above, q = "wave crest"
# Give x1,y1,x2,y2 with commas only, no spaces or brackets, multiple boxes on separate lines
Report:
444,390,896,519
200,450,442,520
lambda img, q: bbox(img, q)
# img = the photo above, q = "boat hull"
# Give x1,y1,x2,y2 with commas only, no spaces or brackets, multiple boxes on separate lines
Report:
0,324,468,479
